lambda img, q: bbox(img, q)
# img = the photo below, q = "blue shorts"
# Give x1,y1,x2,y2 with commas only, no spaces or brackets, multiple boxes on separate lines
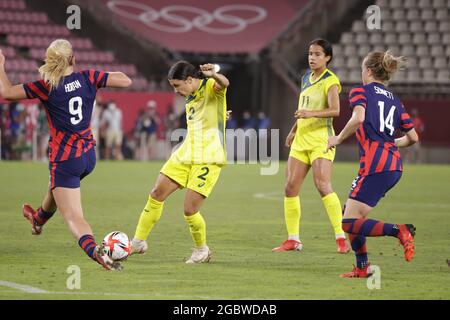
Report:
49,148,96,190
349,171,402,207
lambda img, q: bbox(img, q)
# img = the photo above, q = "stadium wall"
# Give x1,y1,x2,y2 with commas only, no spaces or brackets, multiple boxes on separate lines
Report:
24,0,171,83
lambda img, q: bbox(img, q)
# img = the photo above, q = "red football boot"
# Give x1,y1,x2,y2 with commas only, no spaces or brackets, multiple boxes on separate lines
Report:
336,238,350,254
340,264,372,278
272,239,303,252
22,204,42,235
397,224,416,262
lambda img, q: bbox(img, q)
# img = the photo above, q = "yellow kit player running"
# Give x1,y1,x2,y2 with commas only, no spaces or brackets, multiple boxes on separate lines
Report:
273,39,350,254
131,61,229,263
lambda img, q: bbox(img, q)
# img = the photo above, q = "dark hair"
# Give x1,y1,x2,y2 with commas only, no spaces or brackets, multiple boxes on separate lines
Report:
167,61,205,80
308,38,333,65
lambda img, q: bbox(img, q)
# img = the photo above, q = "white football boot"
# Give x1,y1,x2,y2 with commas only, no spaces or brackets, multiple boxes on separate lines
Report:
131,238,148,255
185,245,211,264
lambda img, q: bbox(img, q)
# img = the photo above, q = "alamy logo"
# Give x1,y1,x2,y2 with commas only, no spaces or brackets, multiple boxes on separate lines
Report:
366,5,381,30
66,265,81,290
66,5,81,30
367,265,381,290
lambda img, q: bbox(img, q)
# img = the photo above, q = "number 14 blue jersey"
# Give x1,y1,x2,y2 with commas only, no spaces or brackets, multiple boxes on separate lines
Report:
348,82,414,177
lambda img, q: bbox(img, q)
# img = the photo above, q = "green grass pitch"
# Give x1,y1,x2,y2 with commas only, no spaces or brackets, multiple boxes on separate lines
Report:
0,161,449,299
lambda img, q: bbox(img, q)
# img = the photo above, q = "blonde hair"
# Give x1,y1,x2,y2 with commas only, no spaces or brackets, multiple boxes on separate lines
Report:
364,50,407,83
38,39,73,91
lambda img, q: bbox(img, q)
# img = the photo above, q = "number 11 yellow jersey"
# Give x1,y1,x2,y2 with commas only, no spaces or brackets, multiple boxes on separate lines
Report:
292,68,341,152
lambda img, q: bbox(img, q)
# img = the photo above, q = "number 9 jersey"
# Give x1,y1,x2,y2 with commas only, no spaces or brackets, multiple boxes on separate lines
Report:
349,83,414,177
23,70,108,163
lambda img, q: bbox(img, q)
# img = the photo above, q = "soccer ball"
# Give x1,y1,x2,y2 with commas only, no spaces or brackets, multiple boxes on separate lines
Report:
102,231,132,261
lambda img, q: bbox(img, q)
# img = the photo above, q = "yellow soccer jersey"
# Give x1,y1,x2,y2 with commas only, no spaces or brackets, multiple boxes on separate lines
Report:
292,68,341,151
173,78,227,165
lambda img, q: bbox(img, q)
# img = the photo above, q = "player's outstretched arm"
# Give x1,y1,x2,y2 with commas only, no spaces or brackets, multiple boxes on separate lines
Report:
0,49,28,101
395,128,419,148
327,105,365,150
200,64,229,91
105,71,133,88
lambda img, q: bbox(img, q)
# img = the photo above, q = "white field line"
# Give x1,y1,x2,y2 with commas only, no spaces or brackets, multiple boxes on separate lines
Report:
0,281,256,299
0,280,48,293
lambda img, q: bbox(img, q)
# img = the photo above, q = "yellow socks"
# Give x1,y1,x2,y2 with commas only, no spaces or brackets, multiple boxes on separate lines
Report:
284,196,301,240
134,196,164,241
322,192,345,239
184,212,206,247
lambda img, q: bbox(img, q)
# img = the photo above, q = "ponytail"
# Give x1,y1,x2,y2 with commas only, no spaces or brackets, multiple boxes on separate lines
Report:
364,50,407,83
38,39,73,91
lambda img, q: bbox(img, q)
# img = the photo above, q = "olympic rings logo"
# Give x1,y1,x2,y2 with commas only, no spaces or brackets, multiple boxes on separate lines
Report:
106,1,267,34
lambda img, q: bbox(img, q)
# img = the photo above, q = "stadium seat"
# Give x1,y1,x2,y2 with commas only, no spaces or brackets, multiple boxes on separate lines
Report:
406,56,419,68
347,57,360,68
357,45,371,57
417,45,429,56
401,45,415,56
439,21,450,32
412,33,427,45
332,56,346,69
436,9,449,20
393,9,406,20
384,33,397,45
341,32,353,44
369,33,384,45
344,45,357,56
433,0,447,7
422,69,436,83
428,33,441,45
390,0,404,8
421,9,435,20
406,9,421,20
442,34,450,45
407,70,422,83
437,69,450,84
424,21,439,32
348,70,361,83
352,21,366,33
434,57,448,69
383,21,395,32
410,21,423,32
419,57,433,69
398,33,413,45
395,21,409,32
355,33,369,44
392,70,407,83
418,0,433,8
333,44,343,56
405,0,418,7
431,45,445,56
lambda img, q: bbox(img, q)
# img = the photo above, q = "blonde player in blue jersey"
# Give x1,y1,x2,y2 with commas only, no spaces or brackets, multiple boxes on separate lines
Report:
273,39,350,254
131,61,229,263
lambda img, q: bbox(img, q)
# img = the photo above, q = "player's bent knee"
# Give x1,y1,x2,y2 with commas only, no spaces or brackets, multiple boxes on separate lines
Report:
184,205,200,216
150,187,166,202
285,181,300,197
315,180,332,197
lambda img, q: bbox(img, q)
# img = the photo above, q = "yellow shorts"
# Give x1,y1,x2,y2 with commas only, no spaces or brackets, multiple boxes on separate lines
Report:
289,146,335,166
160,157,222,198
